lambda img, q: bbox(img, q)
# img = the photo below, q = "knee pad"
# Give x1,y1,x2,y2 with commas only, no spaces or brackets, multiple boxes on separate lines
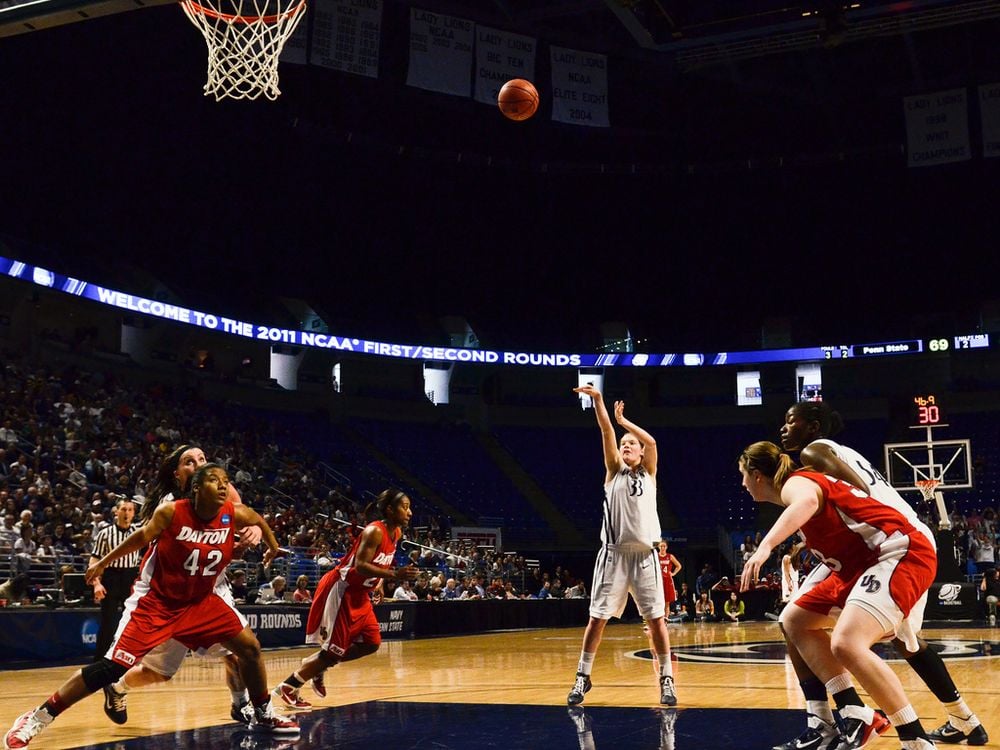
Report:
81,658,128,692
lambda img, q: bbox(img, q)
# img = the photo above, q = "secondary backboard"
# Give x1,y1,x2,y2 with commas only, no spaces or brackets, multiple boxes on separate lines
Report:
884,438,972,493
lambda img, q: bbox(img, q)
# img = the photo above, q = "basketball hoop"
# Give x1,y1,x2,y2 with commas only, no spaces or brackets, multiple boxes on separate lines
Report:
915,479,940,501
180,0,306,101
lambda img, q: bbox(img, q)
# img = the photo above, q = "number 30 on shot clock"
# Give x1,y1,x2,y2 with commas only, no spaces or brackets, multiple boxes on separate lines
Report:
913,394,941,425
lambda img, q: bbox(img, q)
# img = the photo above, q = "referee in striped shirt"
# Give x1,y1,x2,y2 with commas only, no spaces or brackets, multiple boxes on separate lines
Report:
89,496,140,662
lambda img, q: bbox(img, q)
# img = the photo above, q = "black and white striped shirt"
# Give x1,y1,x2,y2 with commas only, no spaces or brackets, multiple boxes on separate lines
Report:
91,523,141,568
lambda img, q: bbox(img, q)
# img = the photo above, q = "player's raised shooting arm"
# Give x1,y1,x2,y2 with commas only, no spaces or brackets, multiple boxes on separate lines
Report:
574,384,619,480
800,442,870,493
86,503,174,583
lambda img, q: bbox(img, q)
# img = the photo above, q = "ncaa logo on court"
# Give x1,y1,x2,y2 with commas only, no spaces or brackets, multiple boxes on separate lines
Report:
938,584,963,602
630,639,1000,664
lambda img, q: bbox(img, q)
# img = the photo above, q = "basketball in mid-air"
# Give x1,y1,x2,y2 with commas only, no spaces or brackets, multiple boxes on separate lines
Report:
497,79,539,121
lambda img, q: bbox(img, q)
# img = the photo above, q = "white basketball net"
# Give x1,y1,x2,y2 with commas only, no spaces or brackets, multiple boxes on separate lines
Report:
916,479,940,501
180,0,306,101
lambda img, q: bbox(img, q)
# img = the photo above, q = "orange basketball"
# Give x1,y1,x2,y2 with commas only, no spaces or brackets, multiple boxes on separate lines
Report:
498,78,539,121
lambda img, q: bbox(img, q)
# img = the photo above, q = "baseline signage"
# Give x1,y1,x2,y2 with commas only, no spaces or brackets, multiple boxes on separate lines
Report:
0,604,415,665
0,254,991,368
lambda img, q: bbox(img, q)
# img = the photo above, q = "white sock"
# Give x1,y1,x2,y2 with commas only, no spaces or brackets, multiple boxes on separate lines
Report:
230,688,249,705
807,700,835,726
112,679,130,694
889,705,918,726
657,654,672,678
943,699,978,730
824,673,853,695
577,652,595,676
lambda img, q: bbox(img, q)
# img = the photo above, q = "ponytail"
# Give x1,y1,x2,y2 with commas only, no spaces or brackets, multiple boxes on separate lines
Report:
739,441,799,490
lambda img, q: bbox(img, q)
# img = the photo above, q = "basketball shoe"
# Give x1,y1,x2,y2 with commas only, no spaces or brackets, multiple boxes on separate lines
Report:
311,672,327,698
772,716,839,750
250,702,300,735
231,700,254,724
567,673,592,705
659,675,677,706
830,707,890,750
4,709,51,749
272,684,313,711
103,684,128,725
928,719,989,745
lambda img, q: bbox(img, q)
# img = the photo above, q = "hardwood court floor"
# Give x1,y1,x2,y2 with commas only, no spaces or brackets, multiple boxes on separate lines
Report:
1,621,997,749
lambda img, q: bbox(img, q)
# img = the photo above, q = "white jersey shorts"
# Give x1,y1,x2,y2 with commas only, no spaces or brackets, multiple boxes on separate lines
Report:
589,544,665,620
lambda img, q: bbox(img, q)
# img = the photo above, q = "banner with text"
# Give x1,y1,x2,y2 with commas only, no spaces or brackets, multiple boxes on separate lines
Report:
406,8,474,96
904,88,971,167
473,26,536,106
979,83,1000,159
309,0,382,77
279,11,308,65
549,46,608,128
0,254,989,368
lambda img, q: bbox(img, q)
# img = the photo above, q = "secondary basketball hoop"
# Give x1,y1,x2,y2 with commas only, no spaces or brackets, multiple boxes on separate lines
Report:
915,478,940,501
180,0,306,101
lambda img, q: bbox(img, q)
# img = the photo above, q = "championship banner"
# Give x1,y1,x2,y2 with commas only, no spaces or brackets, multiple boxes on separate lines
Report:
549,45,609,128
473,25,536,106
904,88,971,167
279,10,308,65
309,0,382,77
979,83,1000,159
406,7,474,96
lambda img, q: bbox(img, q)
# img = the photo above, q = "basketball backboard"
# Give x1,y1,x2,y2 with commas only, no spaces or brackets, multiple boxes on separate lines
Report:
884,438,972,492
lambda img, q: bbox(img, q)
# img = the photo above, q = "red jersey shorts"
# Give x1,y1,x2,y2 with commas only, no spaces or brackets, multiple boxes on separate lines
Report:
792,530,935,650
108,588,245,668
662,573,677,606
305,575,381,657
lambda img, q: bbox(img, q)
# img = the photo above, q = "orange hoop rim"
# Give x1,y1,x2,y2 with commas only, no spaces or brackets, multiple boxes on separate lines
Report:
915,479,940,497
180,0,304,25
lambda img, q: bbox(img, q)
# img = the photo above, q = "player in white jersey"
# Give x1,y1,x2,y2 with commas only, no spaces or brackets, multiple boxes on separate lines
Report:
566,384,675,707
776,401,987,750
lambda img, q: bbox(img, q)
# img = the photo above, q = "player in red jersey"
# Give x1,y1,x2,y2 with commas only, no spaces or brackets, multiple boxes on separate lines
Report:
3,464,297,750
101,444,262,726
270,488,418,710
644,539,682,676
657,539,681,608
738,442,936,750
775,402,987,750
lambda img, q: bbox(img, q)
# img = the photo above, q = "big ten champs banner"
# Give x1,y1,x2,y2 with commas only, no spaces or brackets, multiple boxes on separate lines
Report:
280,4,308,65
306,0,382,77
904,88,971,167
979,83,1000,159
549,46,609,128
473,26,536,106
406,7,474,96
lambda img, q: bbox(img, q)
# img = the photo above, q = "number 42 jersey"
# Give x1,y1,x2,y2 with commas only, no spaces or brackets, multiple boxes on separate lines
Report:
137,498,236,605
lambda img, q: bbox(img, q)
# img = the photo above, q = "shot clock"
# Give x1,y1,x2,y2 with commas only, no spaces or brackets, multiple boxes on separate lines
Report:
913,395,943,426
